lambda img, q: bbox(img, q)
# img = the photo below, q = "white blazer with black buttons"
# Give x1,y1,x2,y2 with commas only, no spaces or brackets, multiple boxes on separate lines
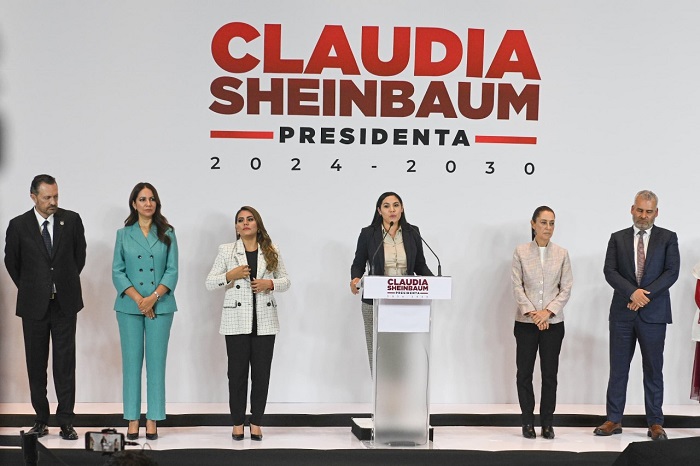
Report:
205,239,290,335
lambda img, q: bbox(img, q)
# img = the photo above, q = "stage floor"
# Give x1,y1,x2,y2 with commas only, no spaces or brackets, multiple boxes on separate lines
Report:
2,402,700,453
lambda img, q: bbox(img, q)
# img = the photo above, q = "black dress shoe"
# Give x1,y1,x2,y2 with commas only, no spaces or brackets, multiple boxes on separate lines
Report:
232,425,244,441
59,425,78,440
27,422,48,437
542,426,555,439
522,425,536,439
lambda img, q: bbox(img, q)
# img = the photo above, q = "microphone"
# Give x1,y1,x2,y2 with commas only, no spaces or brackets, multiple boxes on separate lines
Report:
369,221,393,275
407,223,442,276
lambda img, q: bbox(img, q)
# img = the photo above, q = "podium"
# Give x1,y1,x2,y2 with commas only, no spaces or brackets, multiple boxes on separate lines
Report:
361,276,451,446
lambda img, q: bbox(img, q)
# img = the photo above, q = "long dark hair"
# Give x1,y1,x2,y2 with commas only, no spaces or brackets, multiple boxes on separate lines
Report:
531,205,554,240
370,192,408,228
235,206,279,272
124,182,173,247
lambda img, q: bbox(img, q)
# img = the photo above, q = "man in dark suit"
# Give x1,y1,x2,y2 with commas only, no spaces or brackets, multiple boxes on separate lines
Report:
594,190,679,441
4,174,87,440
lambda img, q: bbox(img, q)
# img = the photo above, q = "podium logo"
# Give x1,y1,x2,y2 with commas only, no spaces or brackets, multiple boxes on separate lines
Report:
387,278,429,293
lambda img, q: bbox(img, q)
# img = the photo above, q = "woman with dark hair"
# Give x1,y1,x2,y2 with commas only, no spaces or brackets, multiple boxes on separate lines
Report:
349,192,433,372
205,206,290,440
112,182,178,441
511,206,572,440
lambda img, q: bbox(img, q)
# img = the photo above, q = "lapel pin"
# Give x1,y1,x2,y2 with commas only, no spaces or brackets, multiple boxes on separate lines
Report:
60,221,64,225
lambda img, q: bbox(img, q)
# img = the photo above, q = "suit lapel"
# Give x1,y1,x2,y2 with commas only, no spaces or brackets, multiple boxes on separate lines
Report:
256,247,266,278
24,209,51,260
128,223,154,253
146,225,159,248
51,210,64,258
623,228,635,273
645,227,662,267
401,226,411,270
528,241,547,281
372,227,384,274
529,240,543,269
234,239,247,266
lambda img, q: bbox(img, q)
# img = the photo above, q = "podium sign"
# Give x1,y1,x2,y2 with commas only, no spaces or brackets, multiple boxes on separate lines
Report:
362,276,452,300
362,276,451,446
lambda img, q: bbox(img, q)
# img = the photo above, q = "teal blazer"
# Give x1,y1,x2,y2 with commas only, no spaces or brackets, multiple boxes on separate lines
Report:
112,223,178,314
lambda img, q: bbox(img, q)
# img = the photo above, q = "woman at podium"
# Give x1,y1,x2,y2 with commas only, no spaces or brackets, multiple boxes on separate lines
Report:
205,206,290,440
511,206,573,440
349,192,433,372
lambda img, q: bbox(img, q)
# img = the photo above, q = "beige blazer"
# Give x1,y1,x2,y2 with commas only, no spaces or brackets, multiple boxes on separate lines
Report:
205,239,290,335
511,241,573,324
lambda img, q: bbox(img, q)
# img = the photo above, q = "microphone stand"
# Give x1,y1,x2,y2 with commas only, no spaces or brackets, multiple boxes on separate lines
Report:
369,221,394,275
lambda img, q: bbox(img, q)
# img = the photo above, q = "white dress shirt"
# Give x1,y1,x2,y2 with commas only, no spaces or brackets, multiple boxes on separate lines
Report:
34,208,54,242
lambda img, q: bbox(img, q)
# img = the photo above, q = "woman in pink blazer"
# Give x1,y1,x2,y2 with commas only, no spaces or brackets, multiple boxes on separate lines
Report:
511,206,573,440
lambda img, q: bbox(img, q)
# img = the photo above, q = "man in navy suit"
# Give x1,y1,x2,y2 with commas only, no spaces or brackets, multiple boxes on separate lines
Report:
4,174,87,440
594,190,679,441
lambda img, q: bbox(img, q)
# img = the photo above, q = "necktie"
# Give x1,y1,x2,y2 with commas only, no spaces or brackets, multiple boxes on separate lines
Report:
636,230,646,285
42,220,52,255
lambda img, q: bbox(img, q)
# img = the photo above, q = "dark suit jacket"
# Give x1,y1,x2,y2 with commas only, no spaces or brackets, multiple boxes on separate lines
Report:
603,225,679,324
350,222,433,304
4,208,87,319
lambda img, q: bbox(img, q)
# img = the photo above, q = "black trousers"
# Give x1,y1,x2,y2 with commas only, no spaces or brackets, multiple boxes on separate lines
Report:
514,321,565,426
225,334,275,426
21,299,77,425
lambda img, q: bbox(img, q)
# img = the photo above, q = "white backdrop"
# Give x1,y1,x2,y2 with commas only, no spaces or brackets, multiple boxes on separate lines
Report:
1,1,700,409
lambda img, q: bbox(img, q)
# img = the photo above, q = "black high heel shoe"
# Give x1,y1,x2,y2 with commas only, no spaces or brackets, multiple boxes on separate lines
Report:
145,420,158,440
127,420,139,440
231,425,244,441
250,423,263,441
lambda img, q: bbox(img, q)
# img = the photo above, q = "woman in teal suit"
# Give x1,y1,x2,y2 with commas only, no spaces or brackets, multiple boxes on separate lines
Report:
112,182,178,441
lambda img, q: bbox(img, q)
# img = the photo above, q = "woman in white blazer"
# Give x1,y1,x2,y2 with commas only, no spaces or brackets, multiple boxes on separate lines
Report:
205,206,290,441
511,206,573,440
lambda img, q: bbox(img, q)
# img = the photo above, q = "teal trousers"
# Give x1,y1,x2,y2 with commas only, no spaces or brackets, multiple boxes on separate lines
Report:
116,311,173,421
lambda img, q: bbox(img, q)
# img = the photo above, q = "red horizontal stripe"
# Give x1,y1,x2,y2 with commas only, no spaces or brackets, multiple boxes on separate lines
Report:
475,135,537,145
210,130,274,140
